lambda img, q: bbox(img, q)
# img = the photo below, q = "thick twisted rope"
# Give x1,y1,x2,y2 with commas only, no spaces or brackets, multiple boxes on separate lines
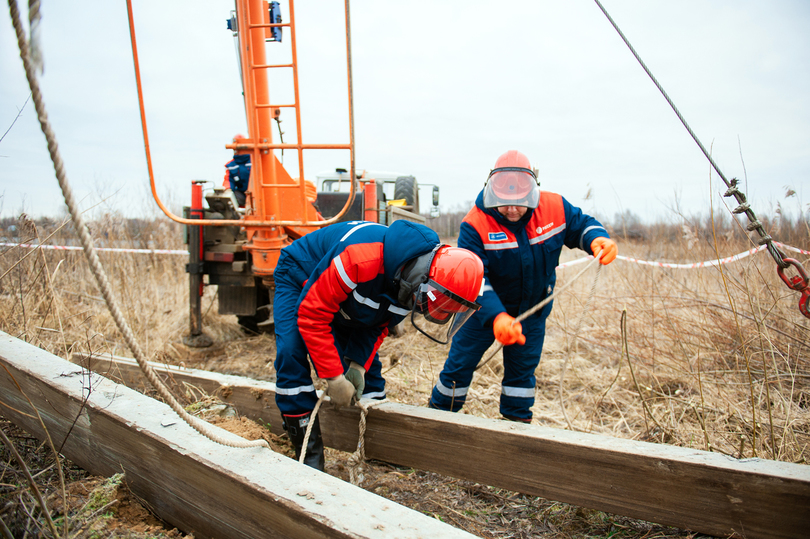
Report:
9,0,267,449
299,392,327,465
299,393,388,485
346,398,388,485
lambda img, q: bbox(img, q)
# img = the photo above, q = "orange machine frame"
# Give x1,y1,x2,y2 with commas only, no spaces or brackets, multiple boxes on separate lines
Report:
126,0,358,277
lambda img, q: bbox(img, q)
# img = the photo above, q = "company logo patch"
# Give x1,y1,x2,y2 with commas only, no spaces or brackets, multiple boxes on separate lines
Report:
488,232,508,242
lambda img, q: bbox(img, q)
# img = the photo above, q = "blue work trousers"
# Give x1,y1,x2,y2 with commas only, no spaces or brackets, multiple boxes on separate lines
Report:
430,312,548,421
273,259,385,416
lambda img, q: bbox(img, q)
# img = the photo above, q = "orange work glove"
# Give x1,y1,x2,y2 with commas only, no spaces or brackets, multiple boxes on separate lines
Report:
493,313,526,346
590,237,618,265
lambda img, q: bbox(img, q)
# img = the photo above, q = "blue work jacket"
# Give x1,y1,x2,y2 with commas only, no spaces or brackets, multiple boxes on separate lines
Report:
460,190,609,324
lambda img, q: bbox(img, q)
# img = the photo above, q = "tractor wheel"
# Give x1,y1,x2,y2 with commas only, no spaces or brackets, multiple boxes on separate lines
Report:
237,285,274,334
394,175,418,213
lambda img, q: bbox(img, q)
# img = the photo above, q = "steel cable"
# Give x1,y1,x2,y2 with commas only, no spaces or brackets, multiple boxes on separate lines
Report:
592,0,789,270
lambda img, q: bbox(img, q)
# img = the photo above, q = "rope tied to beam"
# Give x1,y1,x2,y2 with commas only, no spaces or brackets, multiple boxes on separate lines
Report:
299,392,388,486
8,0,267,450
347,398,388,486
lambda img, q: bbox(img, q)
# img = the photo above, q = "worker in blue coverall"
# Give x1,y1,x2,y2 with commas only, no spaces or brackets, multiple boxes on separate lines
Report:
223,134,250,208
274,219,485,470
429,150,618,422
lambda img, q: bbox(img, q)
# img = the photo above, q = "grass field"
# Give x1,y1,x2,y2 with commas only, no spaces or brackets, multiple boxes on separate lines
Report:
1,210,808,537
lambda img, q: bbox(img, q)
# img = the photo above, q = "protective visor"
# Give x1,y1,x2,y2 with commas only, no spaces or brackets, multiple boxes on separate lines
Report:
411,280,481,344
483,167,540,209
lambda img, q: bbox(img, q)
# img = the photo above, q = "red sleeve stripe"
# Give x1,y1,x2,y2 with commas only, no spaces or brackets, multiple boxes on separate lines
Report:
297,261,353,379
362,326,390,370
297,242,384,379
340,243,385,283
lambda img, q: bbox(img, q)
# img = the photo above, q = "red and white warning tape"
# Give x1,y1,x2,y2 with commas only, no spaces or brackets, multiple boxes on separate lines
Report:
2,241,807,268
0,243,187,255
556,241,807,270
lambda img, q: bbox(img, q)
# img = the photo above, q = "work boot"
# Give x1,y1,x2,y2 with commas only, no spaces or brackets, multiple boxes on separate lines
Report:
282,412,325,471
502,415,532,424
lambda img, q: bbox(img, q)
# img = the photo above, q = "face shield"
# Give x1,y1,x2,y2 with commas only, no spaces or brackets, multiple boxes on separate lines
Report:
411,280,481,344
483,167,540,209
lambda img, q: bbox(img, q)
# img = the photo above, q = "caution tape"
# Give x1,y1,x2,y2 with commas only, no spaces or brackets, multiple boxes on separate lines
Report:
557,242,807,270
2,241,807,267
0,243,187,255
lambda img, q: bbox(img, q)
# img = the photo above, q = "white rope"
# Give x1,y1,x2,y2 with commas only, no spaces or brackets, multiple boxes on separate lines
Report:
0,243,188,255
9,0,266,450
299,392,326,465
5,241,806,263
298,392,388,486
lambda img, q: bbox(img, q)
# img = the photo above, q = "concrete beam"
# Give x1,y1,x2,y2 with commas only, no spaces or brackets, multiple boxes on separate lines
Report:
0,332,474,539
71,351,810,539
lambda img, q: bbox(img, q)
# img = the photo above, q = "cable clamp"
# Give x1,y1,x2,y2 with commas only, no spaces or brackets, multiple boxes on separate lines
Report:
756,235,773,246
777,259,810,319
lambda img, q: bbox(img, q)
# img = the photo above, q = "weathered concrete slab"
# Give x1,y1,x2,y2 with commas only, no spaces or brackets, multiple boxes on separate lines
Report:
0,332,474,539
71,351,810,539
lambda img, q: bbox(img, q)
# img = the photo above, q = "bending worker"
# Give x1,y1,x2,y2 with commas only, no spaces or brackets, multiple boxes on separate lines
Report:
429,150,617,422
274,219,484,470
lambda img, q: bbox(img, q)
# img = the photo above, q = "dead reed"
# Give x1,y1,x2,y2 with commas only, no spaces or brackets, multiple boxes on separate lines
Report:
1,209,808,537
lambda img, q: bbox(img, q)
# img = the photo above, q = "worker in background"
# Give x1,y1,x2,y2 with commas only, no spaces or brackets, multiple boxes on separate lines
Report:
274,219,485,470
429,150,618,422
223,134,251,208
223,134,322,215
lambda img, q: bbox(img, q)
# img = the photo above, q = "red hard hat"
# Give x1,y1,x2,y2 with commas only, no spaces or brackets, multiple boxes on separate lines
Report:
412,246,483,343
483,150,539,209
428,246,484,308
233,133,247,142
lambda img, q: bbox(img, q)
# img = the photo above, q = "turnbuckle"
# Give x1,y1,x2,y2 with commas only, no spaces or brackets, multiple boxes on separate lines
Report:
777,258,810,318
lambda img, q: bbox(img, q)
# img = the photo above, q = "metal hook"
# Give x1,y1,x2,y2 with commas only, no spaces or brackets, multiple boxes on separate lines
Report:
777,259,810,318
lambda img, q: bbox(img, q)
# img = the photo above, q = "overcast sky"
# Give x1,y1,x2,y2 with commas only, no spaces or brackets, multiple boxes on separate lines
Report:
2,0,809,226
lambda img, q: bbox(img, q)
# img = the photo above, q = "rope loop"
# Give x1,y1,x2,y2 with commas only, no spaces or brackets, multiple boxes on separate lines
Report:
347,398,388,486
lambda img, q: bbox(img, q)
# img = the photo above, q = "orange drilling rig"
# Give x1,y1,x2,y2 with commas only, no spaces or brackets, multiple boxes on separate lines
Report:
133,0,437,345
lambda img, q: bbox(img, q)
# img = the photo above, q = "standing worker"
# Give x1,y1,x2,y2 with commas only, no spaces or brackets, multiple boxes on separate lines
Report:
429,150,617,422
223,134,251,208
274,219,485,470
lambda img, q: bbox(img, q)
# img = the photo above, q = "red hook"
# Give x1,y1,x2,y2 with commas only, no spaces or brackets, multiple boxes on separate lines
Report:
778,258,810,318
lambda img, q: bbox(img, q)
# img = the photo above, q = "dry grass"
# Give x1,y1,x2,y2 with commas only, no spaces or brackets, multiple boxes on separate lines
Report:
1,211,808,537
